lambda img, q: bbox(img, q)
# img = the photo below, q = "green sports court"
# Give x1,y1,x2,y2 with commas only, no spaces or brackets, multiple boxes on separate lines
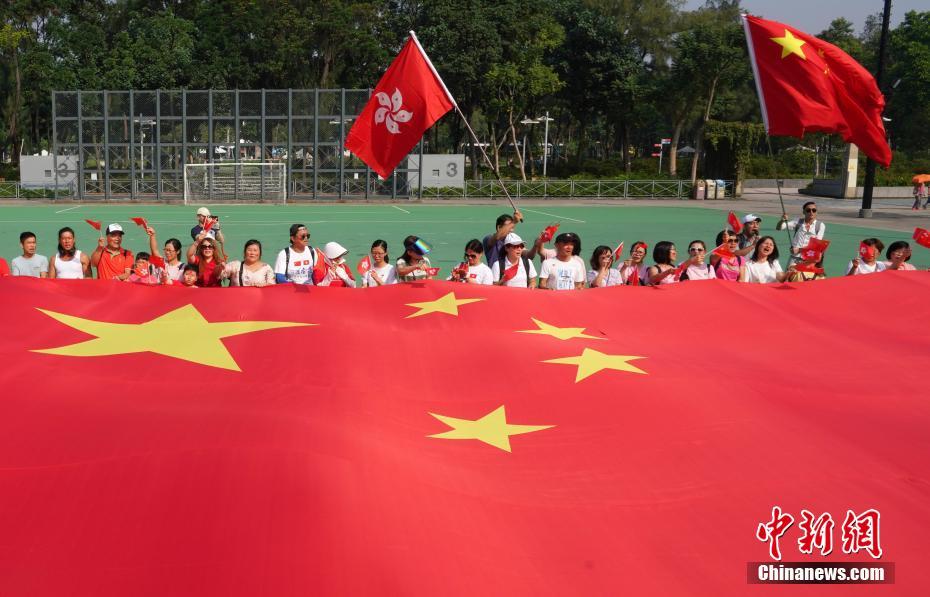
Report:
0,202,921,278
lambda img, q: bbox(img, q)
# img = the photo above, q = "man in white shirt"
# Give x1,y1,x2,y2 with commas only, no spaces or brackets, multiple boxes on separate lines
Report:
274,224,320,284
777,201,825,263
539,232,585,290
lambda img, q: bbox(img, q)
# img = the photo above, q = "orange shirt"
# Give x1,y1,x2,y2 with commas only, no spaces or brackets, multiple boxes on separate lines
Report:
96,248,133,280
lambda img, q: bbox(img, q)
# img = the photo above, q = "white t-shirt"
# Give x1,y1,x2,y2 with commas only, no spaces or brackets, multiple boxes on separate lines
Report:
539,257,586,290
491,256,538,288
363,263,397,287
744,259,784,283
462,263,493,285
682,263,717,281
587,268,623,287
846,260,887,275
274,246,317,284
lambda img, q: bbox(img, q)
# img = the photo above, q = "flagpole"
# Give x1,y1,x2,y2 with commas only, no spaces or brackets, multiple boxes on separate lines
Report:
859,0,892,219
408,31,523,220
766,138,795,250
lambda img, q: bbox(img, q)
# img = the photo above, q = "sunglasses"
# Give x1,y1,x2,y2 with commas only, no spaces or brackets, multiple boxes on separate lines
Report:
464,253,479,259
201,244,214,249
689,247,705,253
726,238,739,243
297,234,309,240
804,208,817,213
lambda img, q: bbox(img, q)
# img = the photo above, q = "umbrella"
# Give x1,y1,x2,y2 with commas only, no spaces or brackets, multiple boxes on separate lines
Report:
912,174,930,184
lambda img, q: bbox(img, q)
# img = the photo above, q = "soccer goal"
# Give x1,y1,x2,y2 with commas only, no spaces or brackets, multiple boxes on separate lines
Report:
184,162,287,204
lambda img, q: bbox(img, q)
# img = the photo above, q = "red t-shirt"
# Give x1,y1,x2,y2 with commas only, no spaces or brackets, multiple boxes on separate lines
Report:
0,258,9,276
96,248,133,280
190,256,223,287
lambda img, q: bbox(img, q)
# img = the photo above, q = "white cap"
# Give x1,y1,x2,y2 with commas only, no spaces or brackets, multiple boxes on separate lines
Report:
503,232,524,246
323,241,348,260
743,213,762,223
196,207,211,217
105,223,124,234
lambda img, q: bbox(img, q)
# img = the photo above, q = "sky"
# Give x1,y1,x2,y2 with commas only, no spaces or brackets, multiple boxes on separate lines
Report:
684,0,925,35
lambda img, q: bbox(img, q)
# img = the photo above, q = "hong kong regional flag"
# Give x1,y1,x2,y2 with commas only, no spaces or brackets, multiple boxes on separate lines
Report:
345,33,455,178
742,14,891,167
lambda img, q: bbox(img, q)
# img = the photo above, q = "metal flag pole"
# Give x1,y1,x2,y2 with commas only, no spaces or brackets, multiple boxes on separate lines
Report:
766,137,795,249
408,31,523,220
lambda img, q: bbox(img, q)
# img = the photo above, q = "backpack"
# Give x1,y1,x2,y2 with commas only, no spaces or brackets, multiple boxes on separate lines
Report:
497,254,531,287
283,245,319,281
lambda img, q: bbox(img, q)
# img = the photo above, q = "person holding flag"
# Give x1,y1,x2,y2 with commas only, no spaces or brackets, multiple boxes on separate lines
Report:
126,253,166,286
618,242,649,286
710,230,745,282
885,241,916,271
491,233,536,288
448,240,493,285
741,236,793,283
847,238,887,276
482,212,525,266
539,233,585,291
191,207,224,244
396,235,435,283
776,201,825,264
187,236,226,287
587,246,623,287
679,241,717,281
362,240,397,287
48,227,91,279
91,224,133,281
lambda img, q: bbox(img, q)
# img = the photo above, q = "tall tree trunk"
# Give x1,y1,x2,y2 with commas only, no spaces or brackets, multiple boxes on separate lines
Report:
690,75,720,187
8,49,23,165
669,119,684,176
509,110,526,181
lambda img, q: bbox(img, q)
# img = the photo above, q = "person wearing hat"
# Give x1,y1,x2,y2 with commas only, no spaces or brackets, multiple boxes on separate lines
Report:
191,207,225,243
317,242,356,287
90,223,134,281
274,224,323,284
396,235,434,283
491,232,537,288
734,214,762,257
539,232,585,290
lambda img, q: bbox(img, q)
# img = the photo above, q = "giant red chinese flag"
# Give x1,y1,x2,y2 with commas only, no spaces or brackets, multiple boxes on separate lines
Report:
345,33,455,178
742,14,891,167
2,276,930,595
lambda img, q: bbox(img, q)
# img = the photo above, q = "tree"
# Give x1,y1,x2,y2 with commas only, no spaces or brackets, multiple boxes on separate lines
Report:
886,11,930,153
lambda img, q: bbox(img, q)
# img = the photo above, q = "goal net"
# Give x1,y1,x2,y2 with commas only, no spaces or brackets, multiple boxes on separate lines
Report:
184,162,287,204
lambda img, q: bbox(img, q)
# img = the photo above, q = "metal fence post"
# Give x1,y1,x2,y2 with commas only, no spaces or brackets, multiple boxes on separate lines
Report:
52,90,58,200
339,88,345,199
287,88,293,202
155,89,162,200
128,91,135,201
312,89,318,200
76,92,84,200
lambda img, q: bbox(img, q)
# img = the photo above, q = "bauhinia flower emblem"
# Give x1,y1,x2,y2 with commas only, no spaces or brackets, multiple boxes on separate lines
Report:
374,88,413,134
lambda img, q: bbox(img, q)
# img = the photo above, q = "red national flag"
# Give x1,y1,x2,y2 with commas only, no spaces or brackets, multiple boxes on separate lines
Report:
612,242,624,262
3,278,929,595
859,241,876,260
426,267,441,277
914,228,930,249
131,217,148,229
742,14,891,167
356,255,372,276
794,262,824,274
201,217,215,234
84,219,102,231
710,243,735,259
627,265,640,286
345,34,455,178
149,254,166,269
805,237,831,254
501,261,520,282
727,211,742,234
540,223,560,243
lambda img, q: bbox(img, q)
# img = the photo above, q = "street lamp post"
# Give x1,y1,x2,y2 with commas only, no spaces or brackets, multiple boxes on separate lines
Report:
519,117,538,178
536,112,554,177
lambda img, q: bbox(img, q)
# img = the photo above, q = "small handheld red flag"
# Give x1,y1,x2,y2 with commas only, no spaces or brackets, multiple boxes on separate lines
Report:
674,262,689,281
85,219,102,231
913,228,930,249
345,34,455,178
710,243,735,259
540,223,560,243
426,267,441,277
131,217,148,229
859,242,876,260
612,242,624,262
149,254,166,269
628,266,640,286
502,261,520,282
794,262,824,274
452,262,469,279
201,217,215,235
727,212,742,234
356,255,372,276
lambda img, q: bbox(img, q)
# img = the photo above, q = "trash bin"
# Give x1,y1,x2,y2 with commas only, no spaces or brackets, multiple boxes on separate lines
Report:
715,179,726,199
703,179,717,200
693,179,706,200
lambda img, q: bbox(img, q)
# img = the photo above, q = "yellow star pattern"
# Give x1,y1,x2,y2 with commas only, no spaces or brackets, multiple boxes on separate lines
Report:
516,318,605,341
32,304,313,371
405,292,484,319
543,347,647,382
771,29,806,60
428,405,553,452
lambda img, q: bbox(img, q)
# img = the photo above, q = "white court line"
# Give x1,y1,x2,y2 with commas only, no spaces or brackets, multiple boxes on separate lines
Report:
520,208,585,223
54,206,80,214
392,205,411,214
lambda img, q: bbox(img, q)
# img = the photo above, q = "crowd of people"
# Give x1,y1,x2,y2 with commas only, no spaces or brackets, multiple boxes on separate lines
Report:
0,202,924,288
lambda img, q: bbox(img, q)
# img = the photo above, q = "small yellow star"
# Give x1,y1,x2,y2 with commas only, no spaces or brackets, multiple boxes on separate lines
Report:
428,405,553,452
405,291,484,319
770,29,806,60
543,347,647,382
516,318,605,341
32,304,313,371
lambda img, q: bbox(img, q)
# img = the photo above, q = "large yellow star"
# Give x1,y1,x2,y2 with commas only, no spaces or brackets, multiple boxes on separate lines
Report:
428,405,553,452
543,347,647,382
516,317,605,341
771,29,806,60
32,304,313,371
405,292,484,319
